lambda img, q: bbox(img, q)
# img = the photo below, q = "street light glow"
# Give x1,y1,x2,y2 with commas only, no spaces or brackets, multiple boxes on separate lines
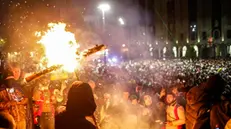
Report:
118,17,125,25
98,3,111,12
98,3,110,31
192,28,195,32
112,57,117,62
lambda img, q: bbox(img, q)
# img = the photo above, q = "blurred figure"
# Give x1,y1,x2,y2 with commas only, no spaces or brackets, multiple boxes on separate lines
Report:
101,94,122,129
122,90,130,103
171,87,178,96
159,88,166,103
143,95,152,107
122,95,139,129
135,86,143,100
130,95,138,105
120,88,131,114
55,81,97,129
33,79,55,129
151,101,166,129
171,86,186,107
100,93,114,129
54,81,67,106
100,93,111,123
0,62,28,129
185,75,226,129
138,95,153,129
165,93,185,129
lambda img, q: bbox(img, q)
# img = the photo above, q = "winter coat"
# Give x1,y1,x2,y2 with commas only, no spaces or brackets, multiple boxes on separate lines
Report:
210,101,231,129
185,83,211,129
185,75,226,129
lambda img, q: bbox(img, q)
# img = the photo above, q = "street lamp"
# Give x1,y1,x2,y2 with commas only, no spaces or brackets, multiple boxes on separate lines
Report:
98,3,110,66
98,3,111,26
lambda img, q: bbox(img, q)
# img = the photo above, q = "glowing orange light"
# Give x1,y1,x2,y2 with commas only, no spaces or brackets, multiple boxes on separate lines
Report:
36,23,80,72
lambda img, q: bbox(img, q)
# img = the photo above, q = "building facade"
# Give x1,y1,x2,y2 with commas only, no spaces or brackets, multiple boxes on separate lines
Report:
221,0,231,57
82,0,231,59
152,0,189,58
152,0,231,59
195,0,231,59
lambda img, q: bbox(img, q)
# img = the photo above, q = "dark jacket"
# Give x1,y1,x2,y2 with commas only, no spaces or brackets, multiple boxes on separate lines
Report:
185,83,211,129
185,75,225,129
210,101,231,129
55,82,97,129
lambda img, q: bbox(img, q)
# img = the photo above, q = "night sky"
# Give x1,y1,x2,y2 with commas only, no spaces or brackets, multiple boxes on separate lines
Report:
0,0,225,52
0,0,87,51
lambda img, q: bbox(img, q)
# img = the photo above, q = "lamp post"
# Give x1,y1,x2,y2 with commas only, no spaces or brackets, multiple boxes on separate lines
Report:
98,3,110,66
98,3,110,32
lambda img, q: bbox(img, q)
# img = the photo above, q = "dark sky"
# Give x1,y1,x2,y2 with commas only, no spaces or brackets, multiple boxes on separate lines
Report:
188,0,197,22
0,0,85,51
0,0,225,51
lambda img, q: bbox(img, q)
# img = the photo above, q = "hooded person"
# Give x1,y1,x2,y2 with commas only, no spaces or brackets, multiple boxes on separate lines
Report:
185,74,226,129
55,81,97,129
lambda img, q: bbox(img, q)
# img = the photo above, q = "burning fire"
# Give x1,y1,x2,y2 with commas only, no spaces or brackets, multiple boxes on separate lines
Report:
36,23,80,72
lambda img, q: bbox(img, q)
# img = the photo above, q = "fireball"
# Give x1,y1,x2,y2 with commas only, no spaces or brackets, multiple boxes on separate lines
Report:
36,23,80,72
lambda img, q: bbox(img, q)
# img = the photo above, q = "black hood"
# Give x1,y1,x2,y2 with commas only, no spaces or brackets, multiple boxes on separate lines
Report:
206,74,225,95
66,81,96,117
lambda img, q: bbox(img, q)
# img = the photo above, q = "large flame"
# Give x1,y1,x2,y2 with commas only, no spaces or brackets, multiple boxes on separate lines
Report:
36,23,80,72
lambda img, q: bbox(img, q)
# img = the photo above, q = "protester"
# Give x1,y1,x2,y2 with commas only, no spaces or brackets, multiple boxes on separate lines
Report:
1,58,231,129
165,92,185,129
33,78,55,129
185,74,226,129
0,62,28,129
55,81,97,129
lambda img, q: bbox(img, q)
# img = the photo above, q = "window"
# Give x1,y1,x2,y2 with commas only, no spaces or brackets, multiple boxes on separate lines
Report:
202,32,207,40
227,30,231,39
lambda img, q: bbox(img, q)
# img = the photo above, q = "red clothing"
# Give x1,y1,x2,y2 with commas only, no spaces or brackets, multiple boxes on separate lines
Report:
33,91,54,124
165,104,185,129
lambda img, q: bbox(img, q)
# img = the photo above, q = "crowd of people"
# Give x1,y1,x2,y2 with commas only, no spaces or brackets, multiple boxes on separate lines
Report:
0,59,231,129
80,59,231,129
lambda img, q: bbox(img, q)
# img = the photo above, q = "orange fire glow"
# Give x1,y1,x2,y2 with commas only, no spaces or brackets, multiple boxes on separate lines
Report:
36,23,80,72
